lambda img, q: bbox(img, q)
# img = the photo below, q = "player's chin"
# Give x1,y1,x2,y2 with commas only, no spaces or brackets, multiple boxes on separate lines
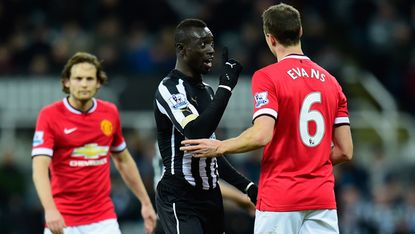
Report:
76,94,94,101
200,67,211,74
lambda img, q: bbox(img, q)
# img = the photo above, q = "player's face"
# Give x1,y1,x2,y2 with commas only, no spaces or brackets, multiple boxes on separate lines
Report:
184,27,214,75
65,62,101,102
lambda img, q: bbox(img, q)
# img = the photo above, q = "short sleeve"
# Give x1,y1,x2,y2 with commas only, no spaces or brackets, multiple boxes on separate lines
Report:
32,110,55,157
251,70,278,122
334,83,350,126
111,106,127,152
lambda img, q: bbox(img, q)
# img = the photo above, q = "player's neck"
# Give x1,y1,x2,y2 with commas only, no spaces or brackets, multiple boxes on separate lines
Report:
67,96,94,113
276,43,303,62
175,62,202,81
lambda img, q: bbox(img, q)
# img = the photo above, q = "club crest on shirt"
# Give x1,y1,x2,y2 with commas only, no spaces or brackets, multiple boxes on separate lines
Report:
255,91,269,108
33,131,44,146
100,119,113,136
169,93,189,110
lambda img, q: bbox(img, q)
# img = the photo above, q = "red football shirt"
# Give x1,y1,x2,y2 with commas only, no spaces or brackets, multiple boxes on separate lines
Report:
251,54,350,211
32,98,126,226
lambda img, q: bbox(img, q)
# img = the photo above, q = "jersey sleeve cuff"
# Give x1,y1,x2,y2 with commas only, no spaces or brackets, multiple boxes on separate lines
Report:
252,108,278,122
32,148,53,157
111,141,127,152
334,117,350,125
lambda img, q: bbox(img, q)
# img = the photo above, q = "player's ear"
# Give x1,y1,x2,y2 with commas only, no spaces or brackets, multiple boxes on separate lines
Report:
63,78,70,88
299,27,303,38
265,33,277,47
176,43,185,56
270,34,277,47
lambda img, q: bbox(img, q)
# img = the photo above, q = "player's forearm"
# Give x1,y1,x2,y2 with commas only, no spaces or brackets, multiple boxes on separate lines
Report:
184,88,231,138
115,155,152,206
330,146,353,165
219,181,250,205
217,156,252,192
32,160,57,211
220,127,268,155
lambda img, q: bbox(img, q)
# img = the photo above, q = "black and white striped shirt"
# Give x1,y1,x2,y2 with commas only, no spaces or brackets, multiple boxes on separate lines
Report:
154,69,219,190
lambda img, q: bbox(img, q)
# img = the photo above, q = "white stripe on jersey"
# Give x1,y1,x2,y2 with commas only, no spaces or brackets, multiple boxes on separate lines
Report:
334,117,350,124
182,152,195,186
32,148,53,157
156,100,170,120
170,125,175,175
111,141,126,152
199,158,210,189
253,108,278,120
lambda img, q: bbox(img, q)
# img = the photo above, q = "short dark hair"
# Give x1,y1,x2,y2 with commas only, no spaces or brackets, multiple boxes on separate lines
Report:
262,3,302,47
175,18,207,45
60,52,108,94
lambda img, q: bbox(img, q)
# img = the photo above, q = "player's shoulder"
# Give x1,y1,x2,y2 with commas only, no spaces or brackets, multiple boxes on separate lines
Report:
96,98,118,111
95,99,120,116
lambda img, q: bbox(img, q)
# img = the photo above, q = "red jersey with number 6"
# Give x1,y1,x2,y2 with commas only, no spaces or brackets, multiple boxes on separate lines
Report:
251,54,350,211
31,98,126,226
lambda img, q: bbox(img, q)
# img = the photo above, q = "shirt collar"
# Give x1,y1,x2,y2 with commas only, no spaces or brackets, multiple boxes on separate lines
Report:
63,97,97,114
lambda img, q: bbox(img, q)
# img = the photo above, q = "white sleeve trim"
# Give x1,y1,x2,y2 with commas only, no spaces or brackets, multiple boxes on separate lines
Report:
32,148,53,157
334,117,350,125
111,141,127,152
218,85,232,92
245,182,255,193
253,108,278,120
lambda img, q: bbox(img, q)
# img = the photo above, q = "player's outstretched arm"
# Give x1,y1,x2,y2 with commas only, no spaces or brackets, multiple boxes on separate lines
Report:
331,125,353,165
181,115,275,157
32,156,66,234
111,149,157,234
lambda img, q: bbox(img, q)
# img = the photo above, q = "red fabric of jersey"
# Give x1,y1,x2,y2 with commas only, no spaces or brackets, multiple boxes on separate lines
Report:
32,98,126,226
251,55,349,211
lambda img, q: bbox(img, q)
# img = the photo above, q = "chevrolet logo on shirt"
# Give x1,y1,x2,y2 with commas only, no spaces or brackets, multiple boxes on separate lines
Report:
71,144,109,159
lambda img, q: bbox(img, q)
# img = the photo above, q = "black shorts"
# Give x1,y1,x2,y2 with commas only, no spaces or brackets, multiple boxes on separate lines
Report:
156,176,224,234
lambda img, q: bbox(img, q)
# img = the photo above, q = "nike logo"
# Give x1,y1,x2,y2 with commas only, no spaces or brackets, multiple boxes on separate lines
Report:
225,62,237,68
64,127,77,134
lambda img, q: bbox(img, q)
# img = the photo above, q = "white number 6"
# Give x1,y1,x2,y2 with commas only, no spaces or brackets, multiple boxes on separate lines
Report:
299,92,325,147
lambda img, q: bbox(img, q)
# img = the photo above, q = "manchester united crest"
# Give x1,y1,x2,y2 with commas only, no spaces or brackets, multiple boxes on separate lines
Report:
100,119,113,136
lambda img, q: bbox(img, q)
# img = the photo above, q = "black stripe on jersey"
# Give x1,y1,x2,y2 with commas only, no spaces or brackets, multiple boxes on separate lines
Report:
191,157,203,189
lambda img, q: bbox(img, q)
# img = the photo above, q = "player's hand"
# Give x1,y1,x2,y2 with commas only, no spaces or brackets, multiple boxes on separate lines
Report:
180,139,223,158
219,47,242,91
45,208,66,234
246,183,258,205
141,203,157,234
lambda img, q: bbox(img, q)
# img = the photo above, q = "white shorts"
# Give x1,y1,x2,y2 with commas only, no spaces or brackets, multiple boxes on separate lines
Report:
44,218,121,234
254,209,339,234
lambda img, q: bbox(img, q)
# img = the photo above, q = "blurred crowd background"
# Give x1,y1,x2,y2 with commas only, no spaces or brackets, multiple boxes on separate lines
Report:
0,0,415,233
